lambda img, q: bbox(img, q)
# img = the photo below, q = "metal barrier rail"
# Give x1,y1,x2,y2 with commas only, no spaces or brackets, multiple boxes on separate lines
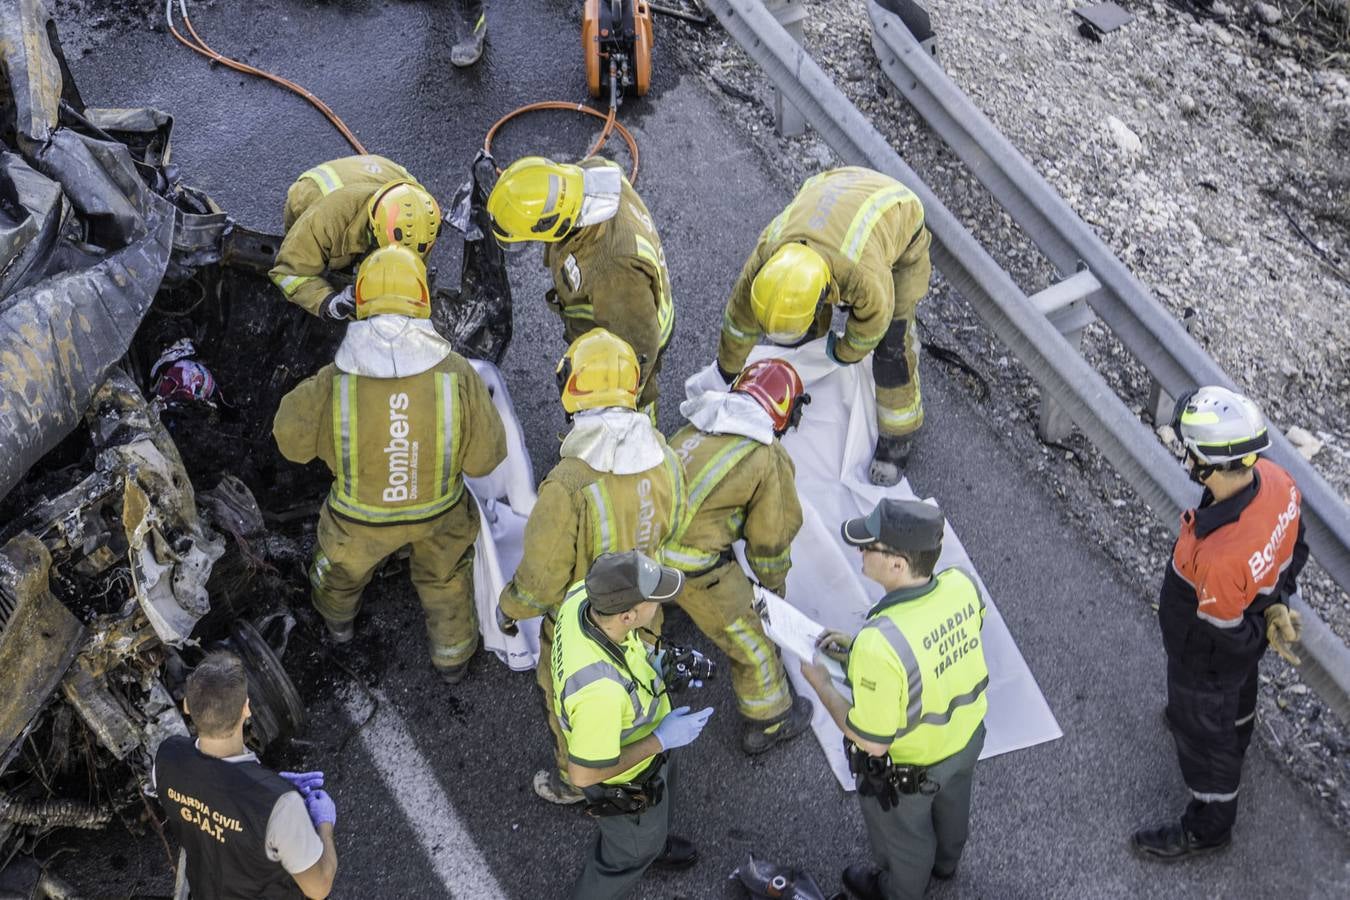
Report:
700,0,1350,721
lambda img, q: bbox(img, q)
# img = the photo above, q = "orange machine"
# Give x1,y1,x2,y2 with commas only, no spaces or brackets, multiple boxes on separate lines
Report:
583,0,653,100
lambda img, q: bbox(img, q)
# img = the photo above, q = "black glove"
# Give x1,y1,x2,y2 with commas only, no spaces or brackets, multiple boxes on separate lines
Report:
495,604,519,637
322,286,356,321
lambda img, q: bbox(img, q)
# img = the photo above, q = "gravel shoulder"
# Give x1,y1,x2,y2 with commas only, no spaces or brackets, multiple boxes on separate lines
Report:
665,0,1349,831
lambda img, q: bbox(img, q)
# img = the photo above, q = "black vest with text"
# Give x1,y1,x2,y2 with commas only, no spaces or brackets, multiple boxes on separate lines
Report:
155,736,304,900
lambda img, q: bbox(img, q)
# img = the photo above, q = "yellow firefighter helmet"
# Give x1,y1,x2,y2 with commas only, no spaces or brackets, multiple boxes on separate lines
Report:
354,246,431,319
556,328,641,413
368,180,441,256
750,242,832,344
487,156,586,244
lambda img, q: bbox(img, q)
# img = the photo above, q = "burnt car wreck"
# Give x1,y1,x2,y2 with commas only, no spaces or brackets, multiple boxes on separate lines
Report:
0,0,510,888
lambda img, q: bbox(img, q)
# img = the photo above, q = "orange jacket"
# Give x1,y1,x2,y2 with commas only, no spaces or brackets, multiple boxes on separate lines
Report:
1159,460,1308,676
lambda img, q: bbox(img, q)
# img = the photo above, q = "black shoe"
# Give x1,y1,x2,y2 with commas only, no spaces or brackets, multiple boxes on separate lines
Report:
741,696,814,755
931,864,957,881
451,19,487,67
652,835,698,870
842,864,884,900
1130,822,1230,861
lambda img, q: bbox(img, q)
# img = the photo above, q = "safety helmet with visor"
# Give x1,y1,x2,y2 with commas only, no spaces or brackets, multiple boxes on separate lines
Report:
367,181,441,256
730,358,810,436
1171,385,1269,481
556,328,641,415
750,242,833,345
487,157,585,248
354,245,432,319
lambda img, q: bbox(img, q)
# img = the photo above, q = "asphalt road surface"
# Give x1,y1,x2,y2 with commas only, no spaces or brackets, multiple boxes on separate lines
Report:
44,0,1350,897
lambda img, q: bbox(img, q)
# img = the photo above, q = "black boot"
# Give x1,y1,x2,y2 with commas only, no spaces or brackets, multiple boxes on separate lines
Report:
451,5,487,68
741,696,814,755
652,835,698,869
868,435,912,486
841,863,884,900
1130,822,1230,861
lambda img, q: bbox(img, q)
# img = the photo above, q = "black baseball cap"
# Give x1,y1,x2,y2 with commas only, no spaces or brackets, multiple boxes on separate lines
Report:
585,550,684,614
841,499,944,552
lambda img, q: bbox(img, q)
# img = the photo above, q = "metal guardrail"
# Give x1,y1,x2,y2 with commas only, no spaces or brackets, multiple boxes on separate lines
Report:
700,0,1350,722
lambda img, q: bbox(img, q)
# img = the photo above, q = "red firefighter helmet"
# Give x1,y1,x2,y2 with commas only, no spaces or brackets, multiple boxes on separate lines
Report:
731,358,810,435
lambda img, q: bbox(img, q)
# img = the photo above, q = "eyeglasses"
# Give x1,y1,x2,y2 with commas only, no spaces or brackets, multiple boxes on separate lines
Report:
857,542,901,557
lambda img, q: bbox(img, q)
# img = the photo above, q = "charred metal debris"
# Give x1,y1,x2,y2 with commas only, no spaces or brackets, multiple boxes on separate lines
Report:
0,0,511,874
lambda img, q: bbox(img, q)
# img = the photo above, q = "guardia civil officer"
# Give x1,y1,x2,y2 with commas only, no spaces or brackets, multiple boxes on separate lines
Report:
554,551,713,899
153,651,338,899
1132,386,1307,860
799,499,988,900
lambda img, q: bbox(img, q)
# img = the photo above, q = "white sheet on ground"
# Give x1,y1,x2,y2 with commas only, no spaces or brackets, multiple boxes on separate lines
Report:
698,339,1061,789
466,361,540,672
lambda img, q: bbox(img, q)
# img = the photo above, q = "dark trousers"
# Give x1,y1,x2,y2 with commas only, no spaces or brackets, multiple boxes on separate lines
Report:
569,756,674,900
1165,658,1259,840
858,723,984,900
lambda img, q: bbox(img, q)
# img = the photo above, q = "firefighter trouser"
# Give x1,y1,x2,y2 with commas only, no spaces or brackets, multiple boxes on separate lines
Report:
858,723,984,900
309,499,481,670
1165,657,1259,840
539,609,666,779
637,342,667,424
570,756,675,900
873,226,932,440
675,561,792,722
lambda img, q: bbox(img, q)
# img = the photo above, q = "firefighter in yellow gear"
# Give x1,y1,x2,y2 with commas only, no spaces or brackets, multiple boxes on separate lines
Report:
273,246,505,683
495,328,686,805
716,167,931,487
270,155,442,320
666,358,815,754
487,156,675,416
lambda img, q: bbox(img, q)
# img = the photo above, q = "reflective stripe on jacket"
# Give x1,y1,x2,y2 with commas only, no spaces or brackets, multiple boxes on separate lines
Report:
846,569,988,766
664,425,802,591
718,166,926,372
499,444,687,619
270,155,419,315
544,158,674,392
551,583,671,784
272,353,506,526
1159,459,1308,677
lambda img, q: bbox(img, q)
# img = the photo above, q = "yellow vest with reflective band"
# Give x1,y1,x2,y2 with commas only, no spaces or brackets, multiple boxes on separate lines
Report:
552,583,671,784
327,370,464,525
663,429,762,573
846,569,988,766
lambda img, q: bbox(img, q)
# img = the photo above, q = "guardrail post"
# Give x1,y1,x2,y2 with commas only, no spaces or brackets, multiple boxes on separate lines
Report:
763,0,808,137
1028,268,1100,443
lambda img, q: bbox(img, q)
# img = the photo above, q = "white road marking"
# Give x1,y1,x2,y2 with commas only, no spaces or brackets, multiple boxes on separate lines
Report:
342,690,507,898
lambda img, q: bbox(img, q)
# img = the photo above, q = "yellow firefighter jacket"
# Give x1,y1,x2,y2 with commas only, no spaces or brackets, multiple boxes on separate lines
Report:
272,353,505,526
499,432,687,619
543,158,675,392
664,425,802,593
718,167,926,372
270,155,421,316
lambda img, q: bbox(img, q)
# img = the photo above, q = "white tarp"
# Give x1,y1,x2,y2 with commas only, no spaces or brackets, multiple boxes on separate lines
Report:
466,361,541,672
466,347,1061,788
690,339,1062,789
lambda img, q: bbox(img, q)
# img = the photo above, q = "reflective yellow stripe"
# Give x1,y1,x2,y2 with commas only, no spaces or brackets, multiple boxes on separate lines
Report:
633,235,674,346
585,481,618,557
747,545,791,574
722,306,759,341
273,273,317,296
300,163,344,195
329,372,464,526
840,184,915,263
668,439,756,554
664,448,688,550
663,543,722,572
877,400,923,429
561,303,594,320
845,331,886,351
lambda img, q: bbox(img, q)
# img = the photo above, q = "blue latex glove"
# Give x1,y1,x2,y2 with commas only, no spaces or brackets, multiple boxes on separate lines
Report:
652,705,715,751
825,331,855,366
279,771,324,795
305,789,337,828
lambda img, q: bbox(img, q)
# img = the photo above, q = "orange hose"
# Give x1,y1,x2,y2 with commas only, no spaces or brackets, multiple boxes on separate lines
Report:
167,3,368,154
483,101,640,185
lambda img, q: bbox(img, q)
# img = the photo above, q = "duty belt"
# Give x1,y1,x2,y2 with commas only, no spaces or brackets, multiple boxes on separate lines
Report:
581,753,668,818
845,738,936,811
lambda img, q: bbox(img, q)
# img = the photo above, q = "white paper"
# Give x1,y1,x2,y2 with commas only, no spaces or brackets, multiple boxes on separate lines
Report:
756,586,845,683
